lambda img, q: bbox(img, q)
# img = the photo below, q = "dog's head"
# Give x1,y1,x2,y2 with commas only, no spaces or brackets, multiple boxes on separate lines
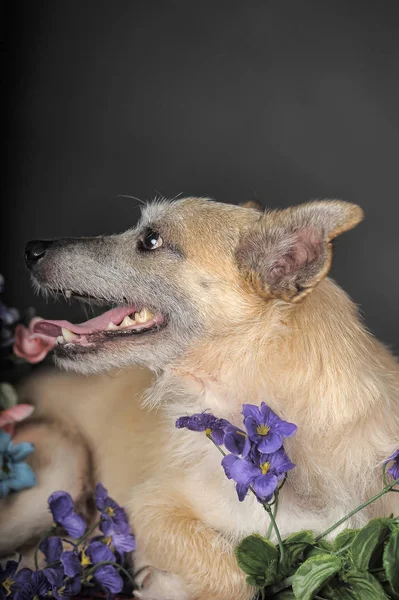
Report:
26,197,362,374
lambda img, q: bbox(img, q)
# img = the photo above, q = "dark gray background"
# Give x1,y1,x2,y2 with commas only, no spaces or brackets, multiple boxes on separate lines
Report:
2,1,399,351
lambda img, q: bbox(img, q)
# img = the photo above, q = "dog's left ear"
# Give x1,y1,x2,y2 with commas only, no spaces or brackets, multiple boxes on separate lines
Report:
236,200,363,302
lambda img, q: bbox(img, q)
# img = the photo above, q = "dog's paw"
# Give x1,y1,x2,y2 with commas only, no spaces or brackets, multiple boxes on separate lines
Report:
134,566,191,600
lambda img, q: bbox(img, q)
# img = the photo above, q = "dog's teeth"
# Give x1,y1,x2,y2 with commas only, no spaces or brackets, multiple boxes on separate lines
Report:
135,308,154,323
107,321,117,330
55,336,64,345
61,327,77,342
120,315,135,328
65,290,72,299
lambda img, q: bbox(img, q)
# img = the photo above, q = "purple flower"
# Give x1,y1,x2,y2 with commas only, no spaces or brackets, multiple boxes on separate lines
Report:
43,566,81,599
39,536,63,564
222,447,295,502
91,564,124,596
175,412,230,445
48,491,86,538
13,568,49,600
95,484,136,554
87,544,123,595
224,425,251,457
87,540,116,564
0,559,19,600
385,449,399,481
242,403,297,453
61,550,82,578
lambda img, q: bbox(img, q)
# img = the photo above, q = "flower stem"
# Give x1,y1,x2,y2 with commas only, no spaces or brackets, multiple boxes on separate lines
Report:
315,476,399,542
76,518,103,545
262,500,285,560
265,491,279,540
206,433,226,456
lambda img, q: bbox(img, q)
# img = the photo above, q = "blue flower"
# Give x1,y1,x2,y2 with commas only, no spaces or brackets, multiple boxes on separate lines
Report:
0,559,19,600
95,484,136,554
13,568,49,600
175,412,230,445
0,430,36,497
87,541,123,595
48,491,86,538
242,403,297,453
222,447,295,502
385,449,399,481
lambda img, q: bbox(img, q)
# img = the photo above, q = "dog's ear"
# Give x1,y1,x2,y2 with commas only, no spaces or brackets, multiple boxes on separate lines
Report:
239,200,263,212
236,200,363,302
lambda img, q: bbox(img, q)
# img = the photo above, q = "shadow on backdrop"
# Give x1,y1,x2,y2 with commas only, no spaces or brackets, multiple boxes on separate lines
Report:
2,1,399,351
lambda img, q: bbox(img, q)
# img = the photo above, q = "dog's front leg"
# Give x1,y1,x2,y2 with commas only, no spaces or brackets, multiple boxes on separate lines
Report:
129,489,255,600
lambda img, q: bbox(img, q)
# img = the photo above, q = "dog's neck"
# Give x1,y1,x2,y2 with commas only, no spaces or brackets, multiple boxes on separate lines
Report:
152,278,398,433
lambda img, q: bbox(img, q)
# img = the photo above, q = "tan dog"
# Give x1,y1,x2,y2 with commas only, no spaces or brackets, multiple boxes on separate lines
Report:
1,197,398,600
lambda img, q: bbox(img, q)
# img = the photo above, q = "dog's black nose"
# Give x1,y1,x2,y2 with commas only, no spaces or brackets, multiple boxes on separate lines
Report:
25,240,52,268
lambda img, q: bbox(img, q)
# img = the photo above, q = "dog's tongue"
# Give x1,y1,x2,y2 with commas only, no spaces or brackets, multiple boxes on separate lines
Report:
32,306,134,338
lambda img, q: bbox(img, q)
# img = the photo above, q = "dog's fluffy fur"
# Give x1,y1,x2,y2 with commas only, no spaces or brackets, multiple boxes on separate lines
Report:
1,197,398,600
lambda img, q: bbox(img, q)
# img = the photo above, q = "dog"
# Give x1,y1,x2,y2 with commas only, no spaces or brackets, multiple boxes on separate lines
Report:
1,197,398,600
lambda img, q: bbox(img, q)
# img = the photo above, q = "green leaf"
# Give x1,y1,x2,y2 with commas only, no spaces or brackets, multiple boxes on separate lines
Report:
333,529,358,554
306,539,332,559
351,519,389,571
321,581,358,600
345,571,388,599
235,534,278,586
280,530,315,577
275,592,296,599
383,526,399,594
292,554,342,600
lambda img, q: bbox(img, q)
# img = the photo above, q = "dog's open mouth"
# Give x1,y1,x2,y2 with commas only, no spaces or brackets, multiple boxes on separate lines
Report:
32,303,165,348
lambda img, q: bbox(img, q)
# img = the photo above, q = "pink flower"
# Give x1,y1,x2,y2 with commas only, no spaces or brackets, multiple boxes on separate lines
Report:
0,404,34,436
13,317,55,364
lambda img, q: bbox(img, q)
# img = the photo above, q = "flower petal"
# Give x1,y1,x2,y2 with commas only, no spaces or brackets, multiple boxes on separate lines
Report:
252,473,278,501
7,462,36,492
221,454,238,479
236,483,250,502
230,457,260,486
8,441,35,462
224,426,251,457
40,536,63,564
241,404,262,421
243,416,261,441
48,491,75,521
93,564,123,594
61,512,86,538
61,550,82,578
257,431,283,453
87,541,116,564
273,419,297,437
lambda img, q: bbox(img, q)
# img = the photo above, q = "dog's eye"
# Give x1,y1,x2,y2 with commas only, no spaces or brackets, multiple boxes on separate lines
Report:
140,230,163,251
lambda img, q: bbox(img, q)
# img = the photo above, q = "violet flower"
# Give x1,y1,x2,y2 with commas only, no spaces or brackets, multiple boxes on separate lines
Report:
95,483,136,554
87,542,123,596
175,412,230,445
385,449,399,481
0,559,19,600
224,425,251,457
242,403,297,453
13,568,49,600
222,447,295,502
39,536,63,564
43,565,81,599
48,491,86,538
